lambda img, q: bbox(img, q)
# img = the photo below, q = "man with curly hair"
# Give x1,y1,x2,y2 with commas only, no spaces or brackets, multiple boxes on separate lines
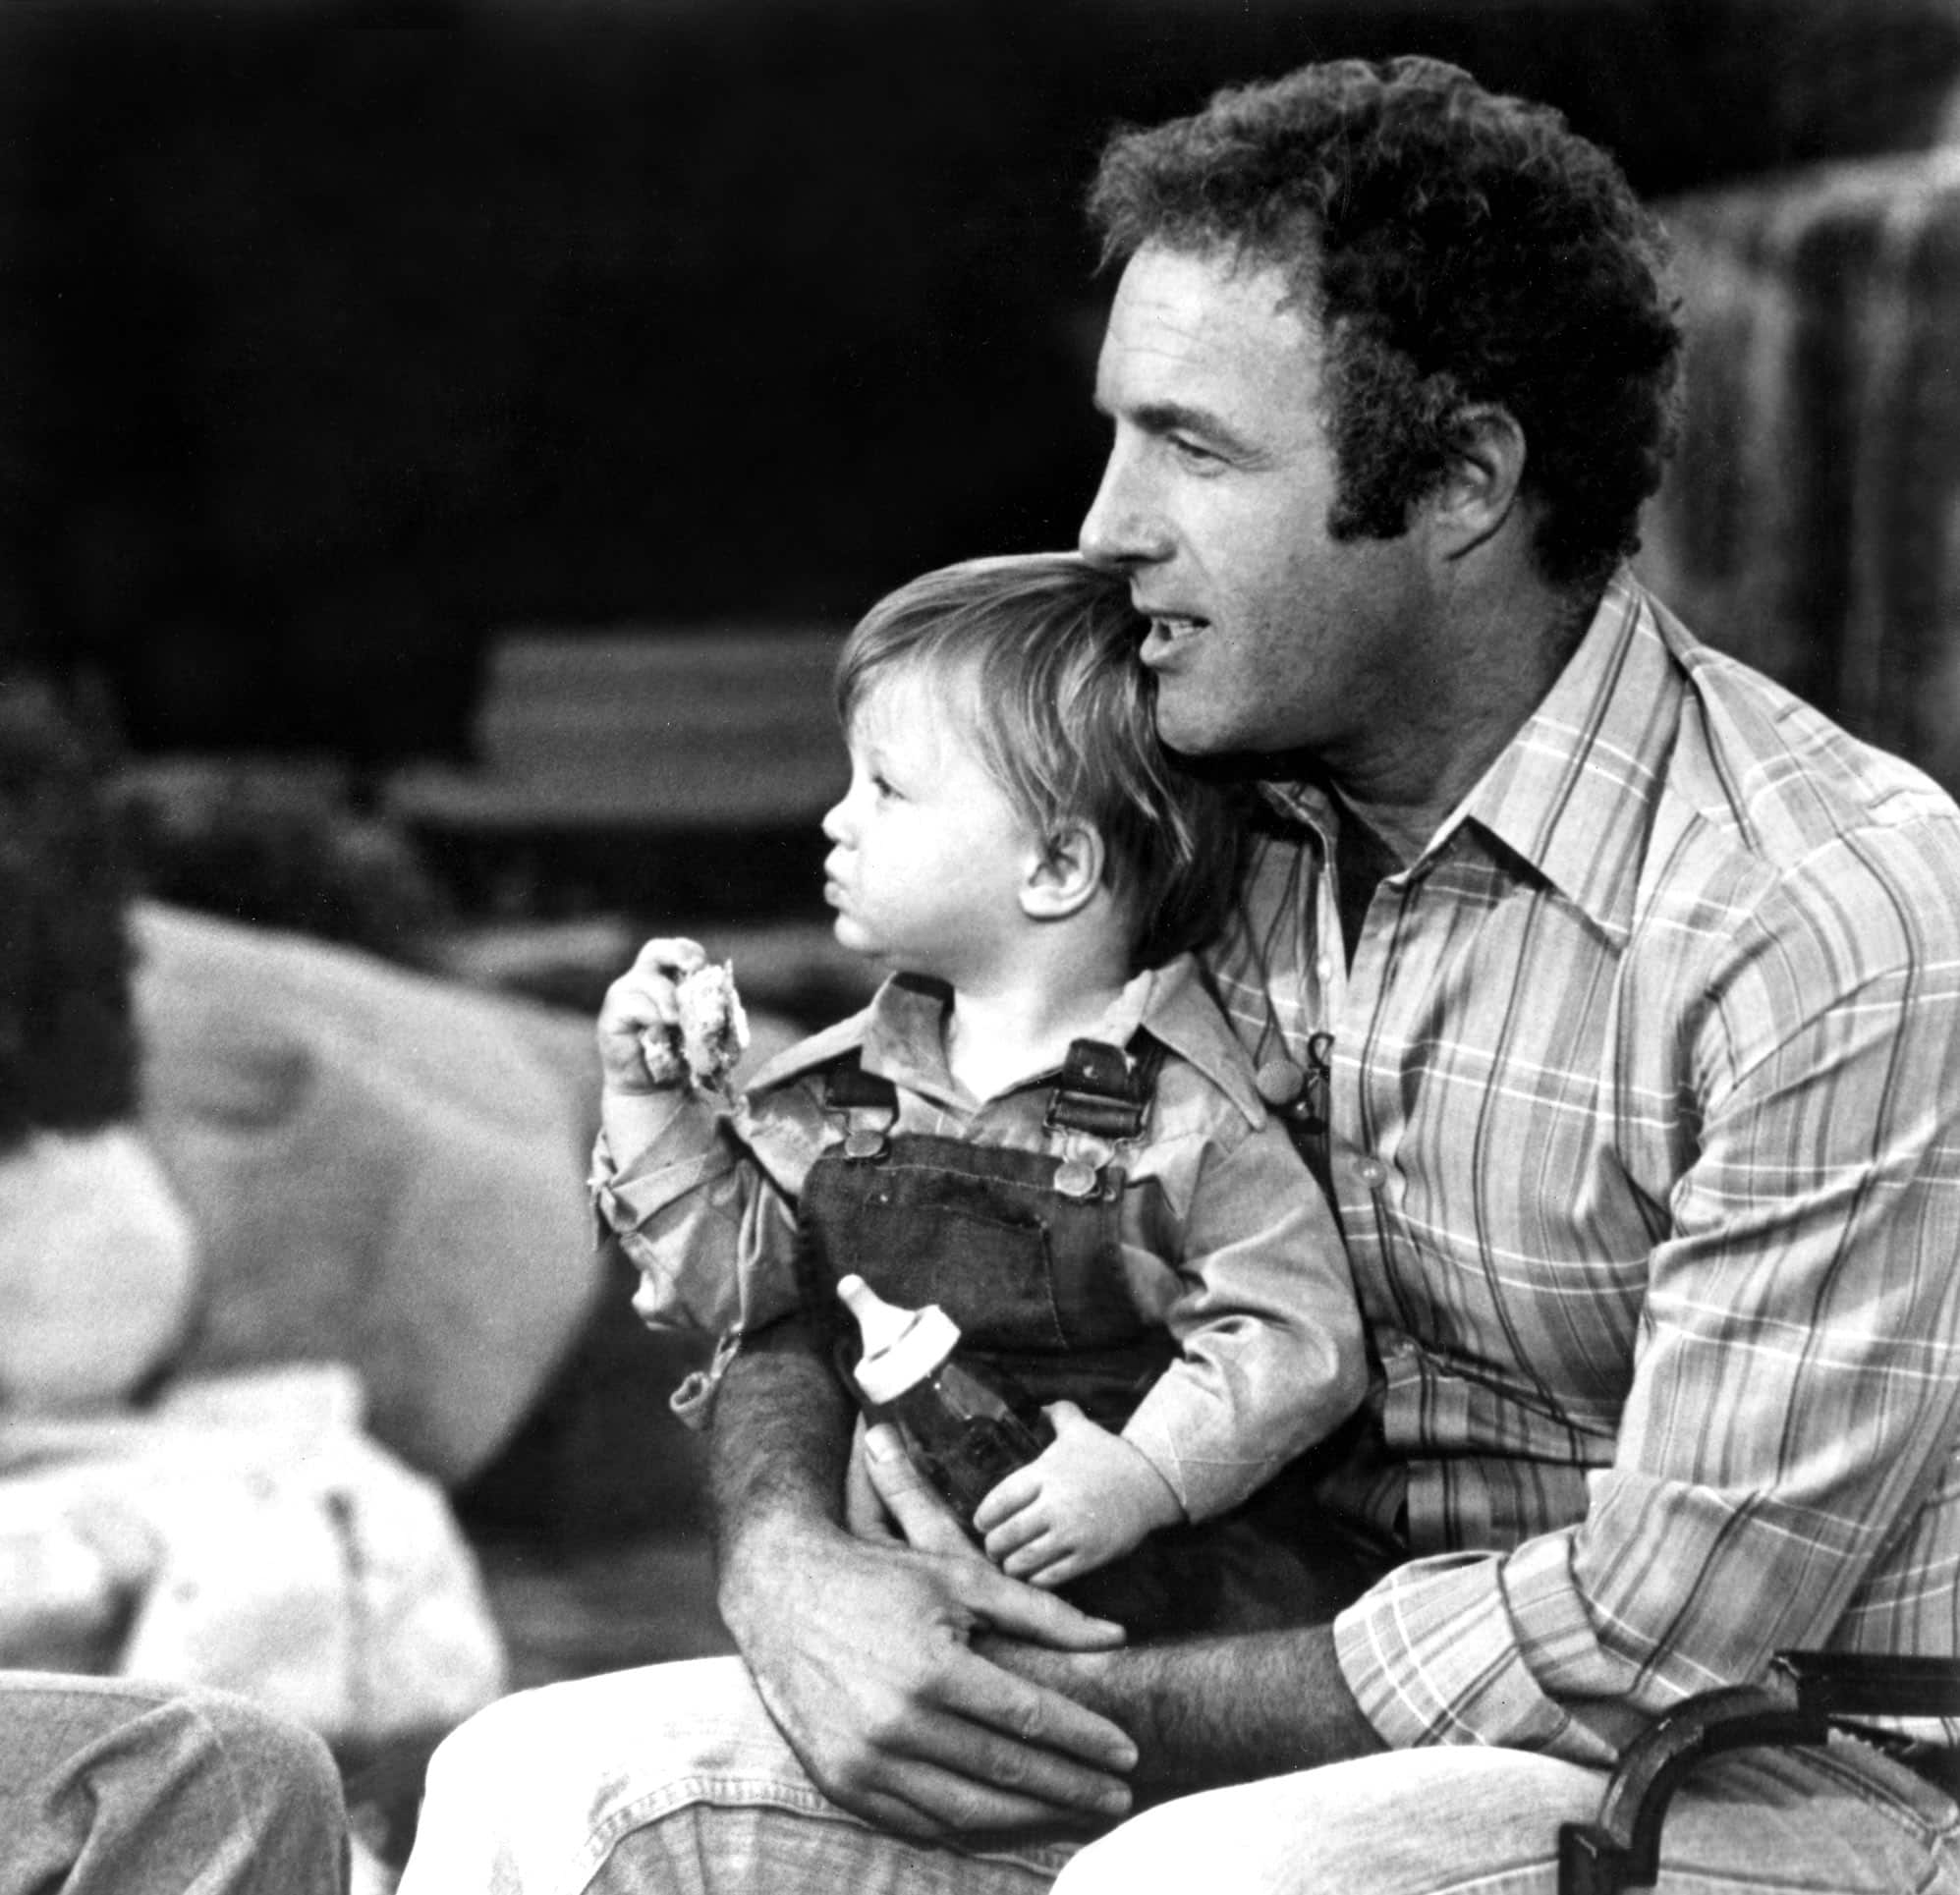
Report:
406,57,1960,1894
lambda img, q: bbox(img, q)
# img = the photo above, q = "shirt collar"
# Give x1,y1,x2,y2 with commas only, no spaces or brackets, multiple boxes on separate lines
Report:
1250,574,1680,950
863,975,962,1101
1255,776,1335,835
744,974,964,1106
756,957,1266,1127
1451,573,1679,947
1131,953,1267,1126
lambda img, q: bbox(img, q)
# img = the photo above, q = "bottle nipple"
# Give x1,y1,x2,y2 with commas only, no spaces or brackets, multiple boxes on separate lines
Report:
836,1274,961,1405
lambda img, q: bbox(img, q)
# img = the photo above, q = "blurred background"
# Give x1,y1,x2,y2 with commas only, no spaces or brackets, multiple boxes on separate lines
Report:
4,0,1960,963
7,3,1960,1880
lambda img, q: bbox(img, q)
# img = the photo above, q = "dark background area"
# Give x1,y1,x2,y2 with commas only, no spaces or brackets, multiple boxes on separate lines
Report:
3,11,1957,1819
2,0,1958,768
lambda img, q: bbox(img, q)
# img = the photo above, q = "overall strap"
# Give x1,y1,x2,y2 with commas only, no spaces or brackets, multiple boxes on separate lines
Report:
820,1052,898,1160
1044,1035,1165,1142
799,1041,1175,1418
819,1034,1164,1159
821,1053,900,1113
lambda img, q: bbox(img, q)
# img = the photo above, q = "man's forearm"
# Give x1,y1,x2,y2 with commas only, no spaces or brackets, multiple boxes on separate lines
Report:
985,1621,1384,1803
707,1320,856,1629
703,1340,1147,1841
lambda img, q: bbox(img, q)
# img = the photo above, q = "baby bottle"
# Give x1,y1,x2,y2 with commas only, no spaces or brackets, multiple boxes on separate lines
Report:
837,1273,1055,1533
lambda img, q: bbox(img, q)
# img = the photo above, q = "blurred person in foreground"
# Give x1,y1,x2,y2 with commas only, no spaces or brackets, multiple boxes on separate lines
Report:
0,1674,349,1895
0,685,349,1890
405,56,1960,1894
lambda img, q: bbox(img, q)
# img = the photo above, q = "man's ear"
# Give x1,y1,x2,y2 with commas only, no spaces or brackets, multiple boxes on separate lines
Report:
1428,403,1528,561
1022,822,1105,921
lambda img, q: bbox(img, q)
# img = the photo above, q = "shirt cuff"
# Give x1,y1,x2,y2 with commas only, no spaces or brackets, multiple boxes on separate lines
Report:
1121,1392,1269,1523
1331,1543,1619,1764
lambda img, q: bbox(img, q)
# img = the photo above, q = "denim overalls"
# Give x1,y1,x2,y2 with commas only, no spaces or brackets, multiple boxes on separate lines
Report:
796,1035,1377,1637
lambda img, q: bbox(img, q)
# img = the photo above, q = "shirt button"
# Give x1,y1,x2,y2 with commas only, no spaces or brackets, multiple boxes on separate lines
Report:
1354,1155,1387,1189
1315,956,1333,984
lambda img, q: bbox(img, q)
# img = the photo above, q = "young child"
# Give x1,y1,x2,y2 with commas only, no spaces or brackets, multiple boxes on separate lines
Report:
591,552,1365,1631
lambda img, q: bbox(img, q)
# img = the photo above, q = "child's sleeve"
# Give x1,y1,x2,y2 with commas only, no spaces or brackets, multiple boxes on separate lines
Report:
589,1082,824,1423
1120,1114,1367,1523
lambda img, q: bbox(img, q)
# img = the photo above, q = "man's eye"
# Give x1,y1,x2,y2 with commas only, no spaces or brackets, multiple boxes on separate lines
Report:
1170,435,1220,467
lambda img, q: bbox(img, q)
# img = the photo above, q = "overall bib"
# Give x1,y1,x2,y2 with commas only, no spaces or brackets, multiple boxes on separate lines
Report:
796,1037,1379,1639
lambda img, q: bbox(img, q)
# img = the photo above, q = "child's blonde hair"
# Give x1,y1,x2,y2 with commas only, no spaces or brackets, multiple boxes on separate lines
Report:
835,552,1243,969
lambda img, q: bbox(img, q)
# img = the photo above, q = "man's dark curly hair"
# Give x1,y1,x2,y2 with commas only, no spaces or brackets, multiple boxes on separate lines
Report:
1088,57,1683,599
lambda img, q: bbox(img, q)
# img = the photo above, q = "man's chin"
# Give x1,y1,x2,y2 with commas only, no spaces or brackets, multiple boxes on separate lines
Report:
1153,709,1229,758
1154,696,1288,763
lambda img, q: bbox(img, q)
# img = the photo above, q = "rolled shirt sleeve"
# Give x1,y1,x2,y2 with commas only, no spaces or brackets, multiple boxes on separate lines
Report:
591,1087,818,1344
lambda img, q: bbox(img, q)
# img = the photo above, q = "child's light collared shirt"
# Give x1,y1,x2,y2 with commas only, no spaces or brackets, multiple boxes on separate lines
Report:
591,952,1366,1525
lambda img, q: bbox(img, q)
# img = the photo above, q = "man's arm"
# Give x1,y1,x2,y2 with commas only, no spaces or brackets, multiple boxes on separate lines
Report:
993,1627,1384,1804
860,1417,1384,1802
706,1323,1143,1843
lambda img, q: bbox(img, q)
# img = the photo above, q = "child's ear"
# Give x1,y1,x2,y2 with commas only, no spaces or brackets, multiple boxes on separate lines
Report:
1021,822,1104,921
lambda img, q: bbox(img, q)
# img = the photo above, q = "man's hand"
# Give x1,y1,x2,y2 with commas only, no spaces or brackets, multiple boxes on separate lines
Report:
972,1403,1183,1588
714,1352,1140,1846
845,1414,974,1555
860,1429,1381,1805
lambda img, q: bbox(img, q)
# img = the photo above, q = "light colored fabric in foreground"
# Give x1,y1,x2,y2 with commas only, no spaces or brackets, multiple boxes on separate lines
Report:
404,1653,1960,1895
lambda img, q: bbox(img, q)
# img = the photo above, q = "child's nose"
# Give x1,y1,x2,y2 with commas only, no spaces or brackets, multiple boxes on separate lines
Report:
821,800,851,844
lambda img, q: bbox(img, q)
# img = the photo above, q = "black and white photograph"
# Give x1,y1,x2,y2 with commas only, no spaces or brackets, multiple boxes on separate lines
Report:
3,4,1960,1891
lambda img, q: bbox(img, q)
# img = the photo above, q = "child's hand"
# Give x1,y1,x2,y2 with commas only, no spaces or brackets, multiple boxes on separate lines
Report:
972,1401,1183,1588
596,937,709,1094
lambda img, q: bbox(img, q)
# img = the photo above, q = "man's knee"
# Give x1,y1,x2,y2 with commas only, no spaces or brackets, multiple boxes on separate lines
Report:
1055,1750,1602,1895
421,1682,554,1810
1054,1792,1256,1895
418,1660,777,1849
406,1660,820,1894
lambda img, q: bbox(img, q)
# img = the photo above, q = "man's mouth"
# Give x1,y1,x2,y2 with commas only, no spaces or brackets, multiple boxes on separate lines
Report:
1140,613,1208,662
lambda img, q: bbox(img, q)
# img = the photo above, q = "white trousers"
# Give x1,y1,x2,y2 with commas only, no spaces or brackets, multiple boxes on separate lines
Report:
402,1655,1960,1895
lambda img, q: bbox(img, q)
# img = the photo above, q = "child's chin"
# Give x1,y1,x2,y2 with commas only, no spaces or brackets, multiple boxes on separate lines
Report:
830,916,880,960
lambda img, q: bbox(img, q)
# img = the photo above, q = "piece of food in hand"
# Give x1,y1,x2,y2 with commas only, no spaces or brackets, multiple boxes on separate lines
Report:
640,960,750,1090
636,1023,690,1087
679,960,751,1085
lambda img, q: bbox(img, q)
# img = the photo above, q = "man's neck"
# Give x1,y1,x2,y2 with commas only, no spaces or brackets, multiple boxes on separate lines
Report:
1320,574,1596,864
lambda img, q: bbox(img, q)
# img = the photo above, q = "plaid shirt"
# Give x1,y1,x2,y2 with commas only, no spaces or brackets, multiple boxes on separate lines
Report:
1204,574,1960,1763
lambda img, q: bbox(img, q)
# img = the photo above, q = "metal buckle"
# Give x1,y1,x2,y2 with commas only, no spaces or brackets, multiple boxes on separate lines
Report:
1053,1158,1100,1199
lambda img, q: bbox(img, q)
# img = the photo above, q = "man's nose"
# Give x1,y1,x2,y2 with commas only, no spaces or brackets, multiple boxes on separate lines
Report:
1078,444,1170,570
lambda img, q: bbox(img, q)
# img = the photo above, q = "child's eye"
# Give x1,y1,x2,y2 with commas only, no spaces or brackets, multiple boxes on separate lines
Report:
871,773,899,800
